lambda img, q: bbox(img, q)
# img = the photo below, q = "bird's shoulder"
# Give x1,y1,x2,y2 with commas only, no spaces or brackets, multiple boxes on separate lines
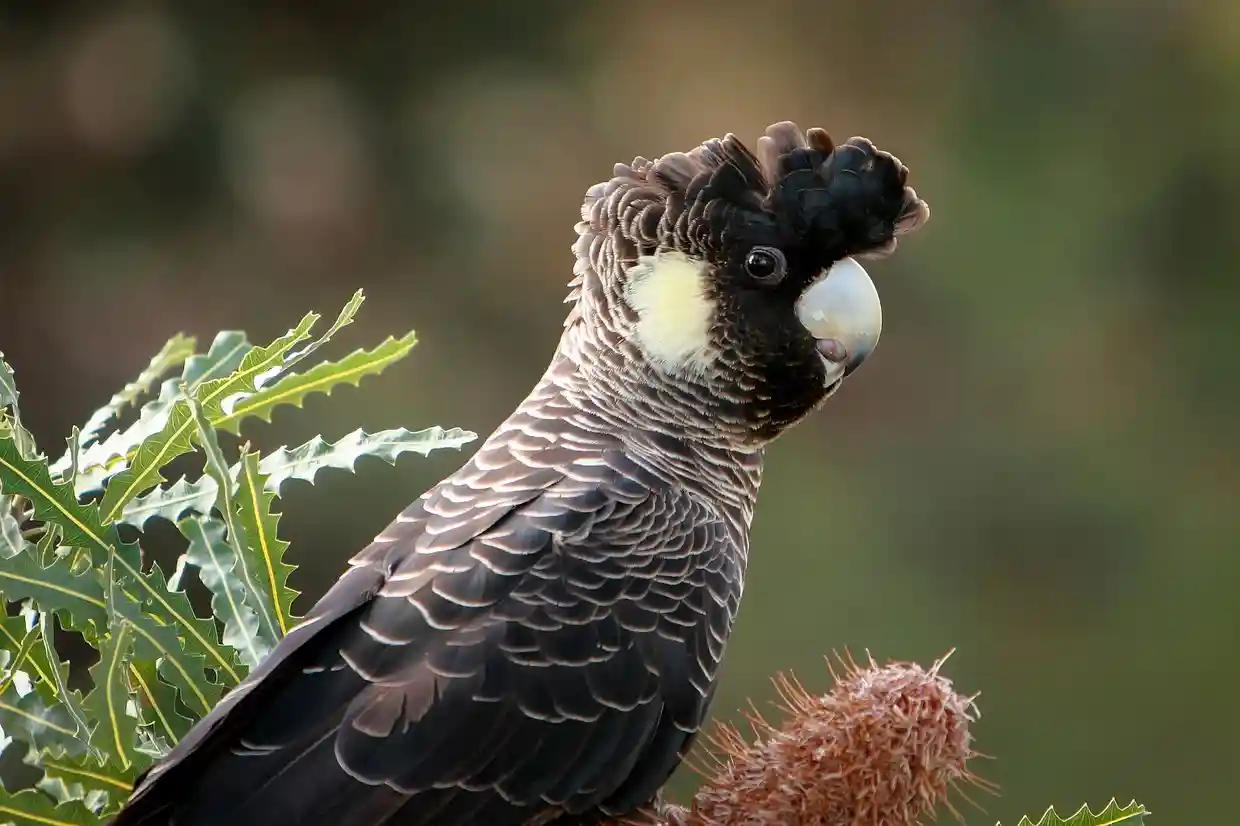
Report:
350,411,744,578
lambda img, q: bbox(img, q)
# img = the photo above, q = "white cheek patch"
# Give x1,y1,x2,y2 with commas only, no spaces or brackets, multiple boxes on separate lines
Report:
623,250,716,375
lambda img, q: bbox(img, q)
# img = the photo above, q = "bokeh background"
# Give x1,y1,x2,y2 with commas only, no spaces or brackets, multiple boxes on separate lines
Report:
1,2,1237,823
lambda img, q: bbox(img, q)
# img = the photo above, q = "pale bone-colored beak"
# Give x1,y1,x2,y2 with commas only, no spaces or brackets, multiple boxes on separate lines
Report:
794,257,883,382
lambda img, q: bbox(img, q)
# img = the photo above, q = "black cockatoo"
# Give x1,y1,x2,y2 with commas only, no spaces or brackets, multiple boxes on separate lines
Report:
111,121,928,826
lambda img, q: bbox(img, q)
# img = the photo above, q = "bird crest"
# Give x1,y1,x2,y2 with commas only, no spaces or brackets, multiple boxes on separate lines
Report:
565,121,928,327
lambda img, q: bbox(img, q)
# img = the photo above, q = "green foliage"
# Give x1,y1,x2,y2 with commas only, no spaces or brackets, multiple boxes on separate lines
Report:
75,335,197,452
257,426,476,494
0,292,477,818
0,785,98,826
119,476,218,532
1001,800,1149,826
0,299,1148,826
233,453,295,639
0,502,25,559
211,332,417,435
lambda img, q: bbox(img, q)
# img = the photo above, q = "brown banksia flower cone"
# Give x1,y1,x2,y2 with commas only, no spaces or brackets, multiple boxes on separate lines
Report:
611,651,991,826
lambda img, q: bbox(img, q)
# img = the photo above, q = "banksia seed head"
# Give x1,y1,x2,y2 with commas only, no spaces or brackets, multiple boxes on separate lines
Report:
617,651,988,826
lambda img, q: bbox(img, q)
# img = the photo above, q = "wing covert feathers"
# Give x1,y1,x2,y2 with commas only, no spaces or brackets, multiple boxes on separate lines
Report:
114,432,743,826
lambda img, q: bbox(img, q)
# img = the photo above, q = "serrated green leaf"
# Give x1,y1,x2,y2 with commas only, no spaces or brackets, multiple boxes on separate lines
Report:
155,654,217,722
0,437,195,709
177,517,268,669
77,334,197,451
214,331,417,435
68,462,120,502
8,547,235,719
77,589,187,778
33,528,59,569
0,551,227,725
0,359,37,464
1002,800,1149,826
0,553,107,637
119,422,477,530
36,615,94,750
0,615,56,691
0,354,18,412
126,659,192,745
119,476,218,531
93,402,194,530
0,434,125,570
121,423,473,529
260,426,477,495
118,563,233,711
0,498,27,560
60,431,80,500
63,331,252,490
181,330,253,388
184,395,280,655
97,313,321,525
72,293,372,504
0,681,88,758
259,288,365,389
0,619,49,706
29,766,110,812
81,624,136,771
36,754,136,812
234,452,297,637
0,785,98,826
0,420,38,468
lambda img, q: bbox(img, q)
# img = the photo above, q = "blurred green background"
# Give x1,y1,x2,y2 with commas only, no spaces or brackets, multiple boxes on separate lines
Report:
1,2,1237,823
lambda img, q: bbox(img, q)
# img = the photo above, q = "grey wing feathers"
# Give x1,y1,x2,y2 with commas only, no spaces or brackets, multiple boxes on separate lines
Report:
112,440,741,826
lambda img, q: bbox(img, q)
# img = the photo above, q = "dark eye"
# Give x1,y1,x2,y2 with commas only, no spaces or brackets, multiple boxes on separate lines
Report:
744,246,786,283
